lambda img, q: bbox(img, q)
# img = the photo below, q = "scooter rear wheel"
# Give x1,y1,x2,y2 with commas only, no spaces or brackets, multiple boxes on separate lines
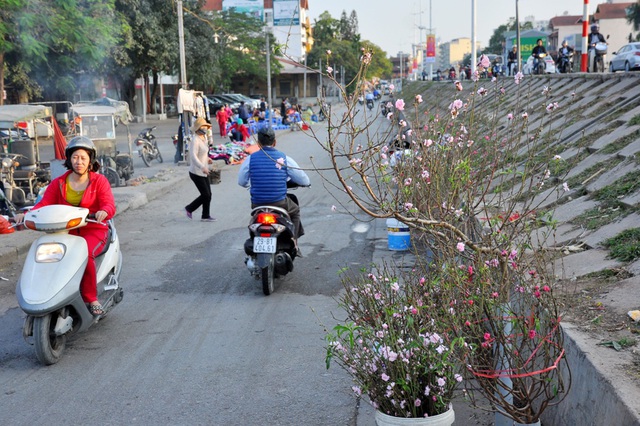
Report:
34,313,66,365
261,260,275,296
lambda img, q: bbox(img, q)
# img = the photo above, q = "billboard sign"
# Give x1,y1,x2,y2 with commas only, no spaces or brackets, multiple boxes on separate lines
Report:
519,36,547,60
273,0,299,26
222,0,263,21
425,33,436,63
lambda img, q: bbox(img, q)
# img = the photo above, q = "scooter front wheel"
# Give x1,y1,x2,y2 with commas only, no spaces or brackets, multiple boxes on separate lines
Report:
34,313,66,365
141,146,152,167
156,147,163,164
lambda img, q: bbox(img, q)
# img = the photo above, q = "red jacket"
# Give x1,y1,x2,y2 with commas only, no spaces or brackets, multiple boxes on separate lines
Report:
34,170,116,232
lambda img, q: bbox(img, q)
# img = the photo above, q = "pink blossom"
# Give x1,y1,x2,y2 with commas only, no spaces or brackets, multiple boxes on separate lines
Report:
455,80,463,91
331,205,337,212
389,84,395,91
404,178,412,186
437,377,446,387
542,285,551,292
529,330,537,339
326,66,333,74
425,139,433,147
507,113,513,120
456,242,465,252
326,50,332,55
514,71,524,84
352,386,362,395
404,203,413,211
455,374,463,382
395,99,405,111
275,158,285,169
484,332,491,341
391,282,400,292
563,182,570,192
415,398,422,407
415,94,423,103
381,373,390,382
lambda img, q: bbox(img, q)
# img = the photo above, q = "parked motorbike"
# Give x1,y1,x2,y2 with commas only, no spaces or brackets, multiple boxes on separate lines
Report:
16,204,123,365
135,126,163,167
243,184,306,295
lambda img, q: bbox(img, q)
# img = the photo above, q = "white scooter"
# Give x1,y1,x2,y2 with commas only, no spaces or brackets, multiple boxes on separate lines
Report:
16,204,123,365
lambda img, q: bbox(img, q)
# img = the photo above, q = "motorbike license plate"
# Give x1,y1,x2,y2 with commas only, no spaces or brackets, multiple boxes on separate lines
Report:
253,237,277,253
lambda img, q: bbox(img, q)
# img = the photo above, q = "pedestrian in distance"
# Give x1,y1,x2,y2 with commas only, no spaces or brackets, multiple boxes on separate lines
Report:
185,117,216,222
216,106,228,137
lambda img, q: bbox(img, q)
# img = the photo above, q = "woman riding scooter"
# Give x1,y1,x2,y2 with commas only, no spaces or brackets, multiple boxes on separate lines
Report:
15,136,116,316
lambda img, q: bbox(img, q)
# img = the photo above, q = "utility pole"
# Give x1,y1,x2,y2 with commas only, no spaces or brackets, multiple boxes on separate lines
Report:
471,0,477,75
516,0,522,74
177,0,187,89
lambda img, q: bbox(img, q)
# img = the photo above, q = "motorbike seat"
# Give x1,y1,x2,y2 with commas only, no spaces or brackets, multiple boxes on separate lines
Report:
94,221,115,258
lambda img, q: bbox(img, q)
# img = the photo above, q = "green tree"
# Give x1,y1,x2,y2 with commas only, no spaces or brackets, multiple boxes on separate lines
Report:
626,3,640,41
0,0,125,103
486,18,533,54
361,41,392,79
0,0,25,104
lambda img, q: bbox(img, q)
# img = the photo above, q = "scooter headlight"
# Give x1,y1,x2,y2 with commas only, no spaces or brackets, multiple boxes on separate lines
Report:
35,243,66,263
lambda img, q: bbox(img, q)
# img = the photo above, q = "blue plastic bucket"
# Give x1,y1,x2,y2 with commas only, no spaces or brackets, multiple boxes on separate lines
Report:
386,219,411,251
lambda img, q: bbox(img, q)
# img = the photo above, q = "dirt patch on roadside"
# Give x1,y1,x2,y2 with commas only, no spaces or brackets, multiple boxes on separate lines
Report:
555,268,640,384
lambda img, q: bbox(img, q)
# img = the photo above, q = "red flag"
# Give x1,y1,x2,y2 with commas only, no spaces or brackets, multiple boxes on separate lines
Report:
52,119,67,160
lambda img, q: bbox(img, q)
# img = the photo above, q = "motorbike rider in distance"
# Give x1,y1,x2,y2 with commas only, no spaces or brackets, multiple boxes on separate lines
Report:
237,127,310,251
531,39,547,73
557,40,574,72
587,24,606,72
507,45,518,76
15,136,116,316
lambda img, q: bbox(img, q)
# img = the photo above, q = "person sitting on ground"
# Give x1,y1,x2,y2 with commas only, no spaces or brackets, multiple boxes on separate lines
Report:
237,127,310,251
228,118,250,142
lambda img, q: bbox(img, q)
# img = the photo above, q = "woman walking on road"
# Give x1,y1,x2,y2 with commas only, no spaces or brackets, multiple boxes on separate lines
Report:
185,118,216,222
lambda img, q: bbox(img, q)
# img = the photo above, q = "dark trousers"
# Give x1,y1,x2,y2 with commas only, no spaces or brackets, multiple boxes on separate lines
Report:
252,197,303,238
186,172,212,219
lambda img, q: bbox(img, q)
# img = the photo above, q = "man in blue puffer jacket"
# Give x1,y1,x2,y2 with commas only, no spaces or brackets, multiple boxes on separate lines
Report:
237,127,310,241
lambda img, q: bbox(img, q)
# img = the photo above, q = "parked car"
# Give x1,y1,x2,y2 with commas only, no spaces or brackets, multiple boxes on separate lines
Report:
204,95,225,116
522,54,556,75
222,93,260,110
609,42,640,73
208,94,240,112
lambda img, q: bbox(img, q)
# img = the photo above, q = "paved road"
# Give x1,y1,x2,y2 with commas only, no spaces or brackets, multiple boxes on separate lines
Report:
0,118,382,424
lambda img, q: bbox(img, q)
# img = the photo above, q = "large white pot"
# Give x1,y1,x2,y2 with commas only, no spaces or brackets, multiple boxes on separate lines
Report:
375,405,455,426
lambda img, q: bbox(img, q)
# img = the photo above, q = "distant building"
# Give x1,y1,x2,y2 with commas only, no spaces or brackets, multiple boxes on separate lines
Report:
593,2,636,55
202,0,320,102
548,14,583,52
437,38,480,70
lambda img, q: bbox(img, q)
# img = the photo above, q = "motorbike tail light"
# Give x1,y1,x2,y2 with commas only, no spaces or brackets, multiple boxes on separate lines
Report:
135,139,144,146
66,217,83,229
257,212,277,225
24,220,37,230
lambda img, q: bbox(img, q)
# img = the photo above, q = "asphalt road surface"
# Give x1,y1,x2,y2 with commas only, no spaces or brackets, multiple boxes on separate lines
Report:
0,118,380,425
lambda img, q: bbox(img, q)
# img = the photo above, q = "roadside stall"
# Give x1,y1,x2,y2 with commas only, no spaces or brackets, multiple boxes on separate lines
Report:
0,104,54,207
70,101,134,187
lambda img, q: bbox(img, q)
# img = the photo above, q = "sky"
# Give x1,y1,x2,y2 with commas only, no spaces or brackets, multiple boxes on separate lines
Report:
309,0,587,55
